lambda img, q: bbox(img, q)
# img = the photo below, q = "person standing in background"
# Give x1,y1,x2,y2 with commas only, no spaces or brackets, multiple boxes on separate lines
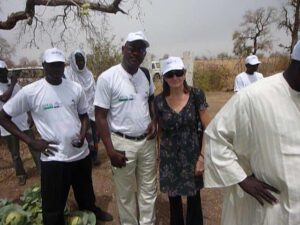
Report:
234,55,263,92
0,60,40,185
65,49,100,166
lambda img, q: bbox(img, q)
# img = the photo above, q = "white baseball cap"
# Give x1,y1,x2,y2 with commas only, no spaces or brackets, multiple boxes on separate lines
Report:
0,60,7,69
42,48,65,63
245,55,261,65
291,41,300,61
161,57,185,75
124,31,150,48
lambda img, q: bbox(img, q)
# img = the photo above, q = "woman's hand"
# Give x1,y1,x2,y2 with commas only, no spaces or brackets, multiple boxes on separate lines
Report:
195,154,204,176
146,120,157,140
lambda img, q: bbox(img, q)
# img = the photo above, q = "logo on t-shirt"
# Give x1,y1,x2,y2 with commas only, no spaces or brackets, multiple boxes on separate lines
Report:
119,95,134,102
42,102,62,111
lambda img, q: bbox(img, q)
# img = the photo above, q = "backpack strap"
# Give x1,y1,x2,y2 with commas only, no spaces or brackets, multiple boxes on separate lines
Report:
140,67,151,85
140,67,154,101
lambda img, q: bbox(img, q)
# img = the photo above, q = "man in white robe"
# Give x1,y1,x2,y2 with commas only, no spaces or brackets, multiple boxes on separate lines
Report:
204,41,300,225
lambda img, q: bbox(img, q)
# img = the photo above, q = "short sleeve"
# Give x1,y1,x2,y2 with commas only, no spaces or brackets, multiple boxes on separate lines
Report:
77,85,89,115
94,75,111,109
3,88,30,117
193,88,208,110
149,76,155,96
234,76,241,92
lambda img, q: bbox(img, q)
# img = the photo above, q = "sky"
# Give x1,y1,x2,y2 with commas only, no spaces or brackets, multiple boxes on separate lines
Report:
0,0,290,63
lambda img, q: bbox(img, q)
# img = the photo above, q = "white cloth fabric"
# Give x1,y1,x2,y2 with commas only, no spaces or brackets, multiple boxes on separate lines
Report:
111,133,157,225
64,49,96,121
0,82,29,136
234,71,263,92
94,64,155,137
3,78,89,162
204,73,300,225
0,60,7,68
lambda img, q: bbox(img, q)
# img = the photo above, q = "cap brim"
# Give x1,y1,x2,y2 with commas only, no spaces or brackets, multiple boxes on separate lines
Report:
127,39,149,48
44,58,65,63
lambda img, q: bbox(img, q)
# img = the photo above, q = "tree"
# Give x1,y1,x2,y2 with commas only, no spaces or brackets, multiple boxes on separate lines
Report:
232,7,276,56
278,0,300,53
217,52,230,60
0,1,142,47
86,34,122,78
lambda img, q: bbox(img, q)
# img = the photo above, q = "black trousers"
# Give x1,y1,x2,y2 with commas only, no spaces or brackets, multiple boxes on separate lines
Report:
41,155,97,225
168,191,203,225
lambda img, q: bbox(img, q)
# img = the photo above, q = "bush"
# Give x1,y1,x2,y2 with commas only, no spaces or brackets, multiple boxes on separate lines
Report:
193,62,232,91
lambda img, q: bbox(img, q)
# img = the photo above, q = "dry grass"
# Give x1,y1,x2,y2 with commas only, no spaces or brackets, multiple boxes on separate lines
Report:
194,56,289,91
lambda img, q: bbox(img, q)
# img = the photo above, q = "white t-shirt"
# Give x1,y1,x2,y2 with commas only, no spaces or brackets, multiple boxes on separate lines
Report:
234,71,263,92
94,64,155,137
3,78,89,162
0,82,29,136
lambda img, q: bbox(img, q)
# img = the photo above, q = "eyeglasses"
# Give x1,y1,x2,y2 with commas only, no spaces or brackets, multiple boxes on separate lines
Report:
164,70,185,79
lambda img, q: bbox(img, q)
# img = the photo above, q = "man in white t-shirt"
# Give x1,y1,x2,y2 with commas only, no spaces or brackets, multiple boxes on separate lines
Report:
0,48,112,225
234,55,263,92
0,60,40,185
94,31,157,225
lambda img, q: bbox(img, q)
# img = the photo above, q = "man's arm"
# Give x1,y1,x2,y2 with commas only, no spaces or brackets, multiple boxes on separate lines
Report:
233,76,240,92
0,109,56,156
95,106,127,167
204,93,279,205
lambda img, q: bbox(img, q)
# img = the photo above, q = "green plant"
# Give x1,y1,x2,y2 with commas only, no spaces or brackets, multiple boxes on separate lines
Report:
20,185,42,224
65,211,96,225
0,185,96,225
0,204,30,225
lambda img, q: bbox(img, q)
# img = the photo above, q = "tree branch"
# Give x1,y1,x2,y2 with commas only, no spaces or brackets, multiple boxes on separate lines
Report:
0,0,126,30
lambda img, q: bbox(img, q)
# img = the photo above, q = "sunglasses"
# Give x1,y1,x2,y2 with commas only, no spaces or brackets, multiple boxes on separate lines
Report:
164,70,185,79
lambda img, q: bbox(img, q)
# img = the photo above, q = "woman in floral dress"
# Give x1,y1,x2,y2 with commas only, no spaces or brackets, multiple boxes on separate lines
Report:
154,57,210,225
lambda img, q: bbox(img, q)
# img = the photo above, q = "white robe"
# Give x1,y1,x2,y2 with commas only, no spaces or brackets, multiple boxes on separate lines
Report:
204,73,300,225
64,49,96,121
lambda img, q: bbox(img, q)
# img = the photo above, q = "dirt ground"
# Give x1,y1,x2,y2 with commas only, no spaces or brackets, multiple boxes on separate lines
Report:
0,91,233,225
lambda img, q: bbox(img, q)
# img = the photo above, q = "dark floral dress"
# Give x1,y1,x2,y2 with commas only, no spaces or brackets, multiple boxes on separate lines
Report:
154,88,208,196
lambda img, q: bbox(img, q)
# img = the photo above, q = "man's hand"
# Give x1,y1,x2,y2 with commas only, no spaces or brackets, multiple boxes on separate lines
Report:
10,73,18,85
28,139,58,157
146,120,157,140
71,134,85,148
239,175,280,206
109,150,128,168
195,155,204,176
